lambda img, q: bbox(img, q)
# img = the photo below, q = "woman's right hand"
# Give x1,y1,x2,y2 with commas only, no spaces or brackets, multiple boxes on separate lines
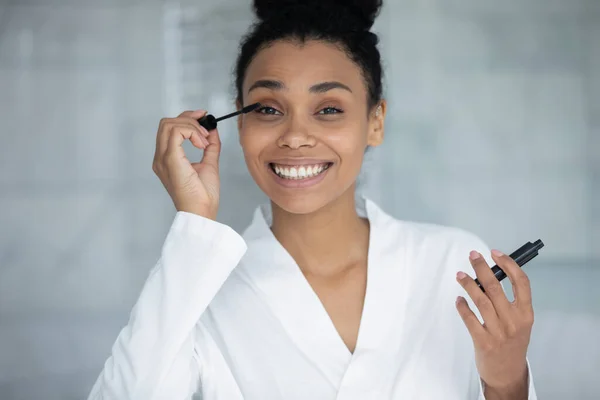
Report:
152,110,221,220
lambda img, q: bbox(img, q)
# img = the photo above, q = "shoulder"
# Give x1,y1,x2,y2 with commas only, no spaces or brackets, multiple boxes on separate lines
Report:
366,199,492,276
367,198,490,254
400,219,489,255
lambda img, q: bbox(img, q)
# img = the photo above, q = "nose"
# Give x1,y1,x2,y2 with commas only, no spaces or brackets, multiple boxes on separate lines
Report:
276,116,316,149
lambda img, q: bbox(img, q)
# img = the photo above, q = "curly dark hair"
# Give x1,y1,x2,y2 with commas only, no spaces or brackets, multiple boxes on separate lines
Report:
235,0,384,112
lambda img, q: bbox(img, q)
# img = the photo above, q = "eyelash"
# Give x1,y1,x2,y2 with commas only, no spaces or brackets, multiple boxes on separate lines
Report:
256,106,280,116
255,106,344,116
318,107,344,115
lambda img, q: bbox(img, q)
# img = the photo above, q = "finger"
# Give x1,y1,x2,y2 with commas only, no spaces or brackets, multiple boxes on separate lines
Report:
156,118,175,158
185,117,210,138
177,113,210,138
469,251,512,321
170,123,208,153
200,127,222,169
455,296,487,340
178,109,208,120
165,124,208,161
456,271,503,335
159,115,209,149
491,249,533,308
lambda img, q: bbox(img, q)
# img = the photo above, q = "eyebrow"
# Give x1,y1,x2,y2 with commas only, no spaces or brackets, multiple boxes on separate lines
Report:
247,80,353,94
310,81,352,94
248,80,285,93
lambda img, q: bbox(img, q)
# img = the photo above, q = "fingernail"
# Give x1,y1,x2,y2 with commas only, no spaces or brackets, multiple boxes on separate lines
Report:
456,296,465,305
492,249,504,257
469,251,481,261
456,271,467,280
201,136,209,146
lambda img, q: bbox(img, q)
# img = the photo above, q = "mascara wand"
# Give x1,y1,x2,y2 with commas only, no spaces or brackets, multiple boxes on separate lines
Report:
198,102,261,131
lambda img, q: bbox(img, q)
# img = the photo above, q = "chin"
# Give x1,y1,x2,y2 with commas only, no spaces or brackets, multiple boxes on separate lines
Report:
269,191,335,215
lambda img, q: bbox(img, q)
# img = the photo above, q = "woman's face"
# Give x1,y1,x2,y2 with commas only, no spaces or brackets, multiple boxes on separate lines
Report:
238,40,385,214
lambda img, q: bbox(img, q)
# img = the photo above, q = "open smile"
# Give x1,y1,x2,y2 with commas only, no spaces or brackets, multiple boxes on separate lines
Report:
269,162,332,180
267,161,333,188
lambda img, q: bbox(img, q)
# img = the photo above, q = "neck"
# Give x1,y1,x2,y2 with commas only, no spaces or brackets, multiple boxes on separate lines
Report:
270,189,370,277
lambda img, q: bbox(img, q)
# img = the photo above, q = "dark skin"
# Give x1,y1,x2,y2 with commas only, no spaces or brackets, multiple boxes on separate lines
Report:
456,250,533,399
154,38,532,396
275,193,370,353
229,39,532,397
237,40,385,352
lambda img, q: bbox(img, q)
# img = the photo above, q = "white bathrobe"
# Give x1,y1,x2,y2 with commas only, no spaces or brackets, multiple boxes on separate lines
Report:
88,198,536,400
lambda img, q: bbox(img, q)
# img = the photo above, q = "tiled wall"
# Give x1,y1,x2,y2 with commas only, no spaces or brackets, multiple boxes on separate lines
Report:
0,0,598,399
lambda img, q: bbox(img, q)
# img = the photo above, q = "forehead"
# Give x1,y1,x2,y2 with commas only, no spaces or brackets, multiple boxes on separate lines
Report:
243,40,365,92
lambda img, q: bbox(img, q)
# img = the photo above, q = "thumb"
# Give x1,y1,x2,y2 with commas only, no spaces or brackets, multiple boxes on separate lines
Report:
201,128,222,168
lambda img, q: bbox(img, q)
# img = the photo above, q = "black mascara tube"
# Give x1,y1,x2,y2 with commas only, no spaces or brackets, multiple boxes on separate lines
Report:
475,240,544,292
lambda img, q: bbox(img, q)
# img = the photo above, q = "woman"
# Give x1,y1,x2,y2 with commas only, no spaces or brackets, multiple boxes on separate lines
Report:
89,0,537,399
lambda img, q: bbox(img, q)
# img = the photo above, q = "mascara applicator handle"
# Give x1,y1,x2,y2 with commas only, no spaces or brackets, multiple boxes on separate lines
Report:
198,114,218,131
197,103,261,131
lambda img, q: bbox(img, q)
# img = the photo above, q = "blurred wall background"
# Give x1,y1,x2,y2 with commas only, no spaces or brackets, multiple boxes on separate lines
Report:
0,0,598,399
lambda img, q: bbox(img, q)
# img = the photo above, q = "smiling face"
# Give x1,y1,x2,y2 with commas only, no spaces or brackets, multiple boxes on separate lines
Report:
238,40,385,214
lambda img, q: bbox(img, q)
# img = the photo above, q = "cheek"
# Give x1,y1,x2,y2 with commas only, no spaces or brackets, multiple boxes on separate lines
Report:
239,128,272,169
325,126,369,158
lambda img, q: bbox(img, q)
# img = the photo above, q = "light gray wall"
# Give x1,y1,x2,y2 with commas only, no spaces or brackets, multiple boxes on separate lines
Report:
0,0,598,399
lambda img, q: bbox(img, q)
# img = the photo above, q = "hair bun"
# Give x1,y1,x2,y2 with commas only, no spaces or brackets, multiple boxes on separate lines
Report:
253,0,383,30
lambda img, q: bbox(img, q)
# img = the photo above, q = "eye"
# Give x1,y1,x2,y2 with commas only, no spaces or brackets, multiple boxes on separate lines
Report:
318,107,344,115
256,106,282,116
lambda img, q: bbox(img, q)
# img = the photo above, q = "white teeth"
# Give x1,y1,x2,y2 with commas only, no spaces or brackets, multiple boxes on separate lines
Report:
272,163,330,180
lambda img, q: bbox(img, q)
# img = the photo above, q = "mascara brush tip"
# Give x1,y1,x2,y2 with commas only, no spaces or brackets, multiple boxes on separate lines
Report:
242,102,261,113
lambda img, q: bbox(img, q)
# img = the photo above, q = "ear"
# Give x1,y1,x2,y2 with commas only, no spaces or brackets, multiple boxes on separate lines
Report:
367,100,386,147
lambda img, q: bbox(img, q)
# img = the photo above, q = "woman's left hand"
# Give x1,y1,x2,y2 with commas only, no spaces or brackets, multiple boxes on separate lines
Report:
455,249,534,393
